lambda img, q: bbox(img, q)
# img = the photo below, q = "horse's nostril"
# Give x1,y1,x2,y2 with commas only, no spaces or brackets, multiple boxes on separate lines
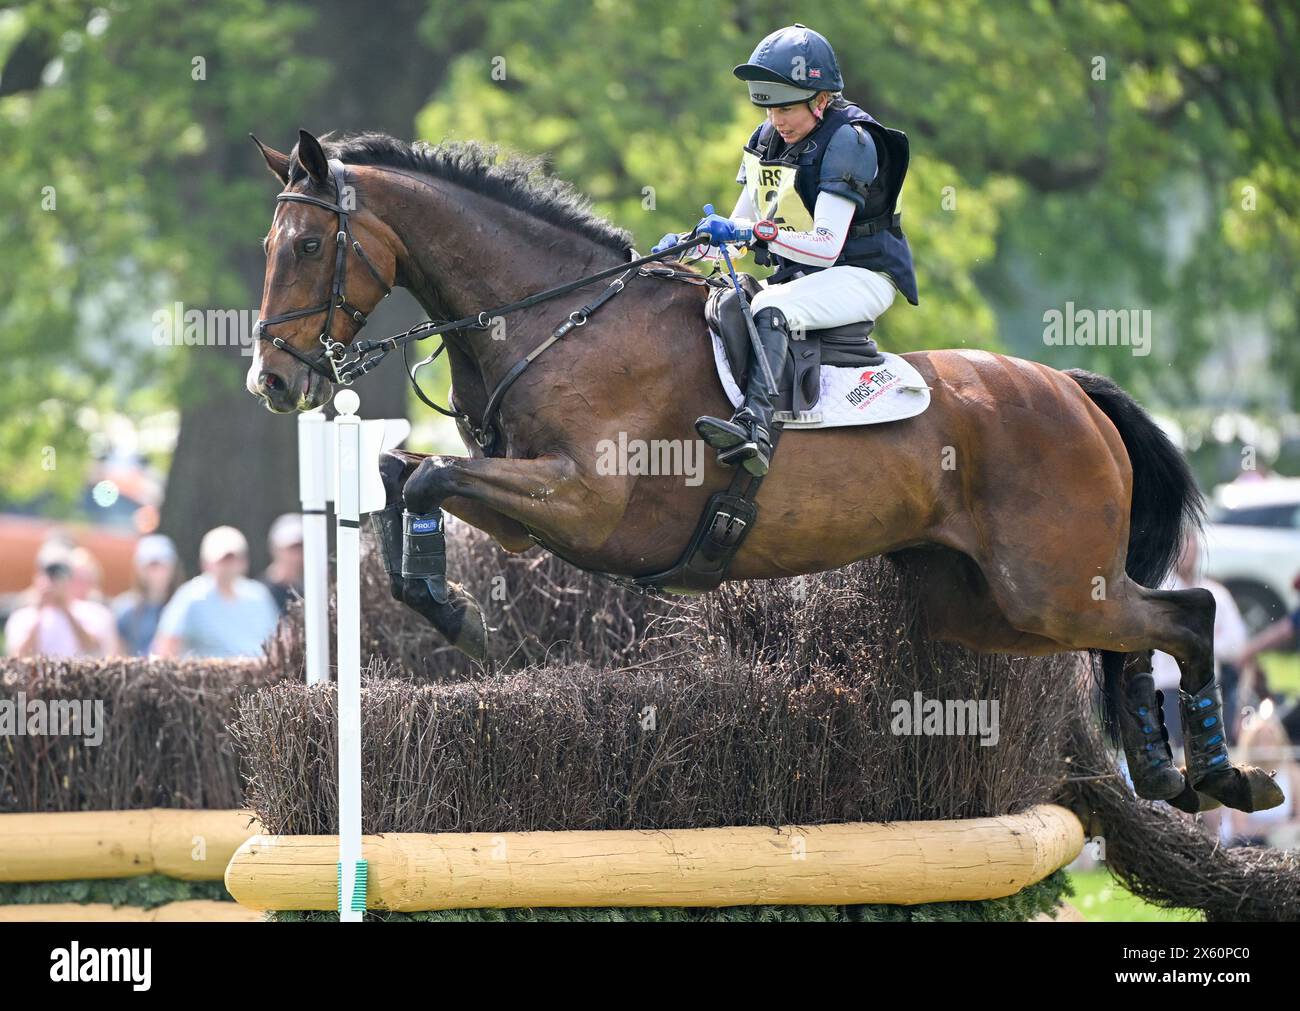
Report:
259,370,286,393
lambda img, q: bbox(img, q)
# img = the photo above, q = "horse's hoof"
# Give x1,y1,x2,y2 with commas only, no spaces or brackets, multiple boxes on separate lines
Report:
1194,765,1285,813
445,582,489,663
1164,772,1225,814
398,577,490,663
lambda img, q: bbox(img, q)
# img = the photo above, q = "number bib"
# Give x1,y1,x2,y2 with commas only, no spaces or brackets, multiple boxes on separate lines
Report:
741,151,814,236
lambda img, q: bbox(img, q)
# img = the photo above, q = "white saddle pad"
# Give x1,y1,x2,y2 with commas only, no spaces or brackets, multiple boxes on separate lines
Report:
709,328,931,429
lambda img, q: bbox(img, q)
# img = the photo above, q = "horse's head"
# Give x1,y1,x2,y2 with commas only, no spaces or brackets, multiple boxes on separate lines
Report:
247,130,398,413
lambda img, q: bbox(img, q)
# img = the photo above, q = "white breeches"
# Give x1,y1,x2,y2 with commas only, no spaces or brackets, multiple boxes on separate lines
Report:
750,265,897,333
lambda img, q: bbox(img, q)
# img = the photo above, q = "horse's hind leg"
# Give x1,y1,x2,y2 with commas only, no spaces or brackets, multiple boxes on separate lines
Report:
898,549,1191,804
980,556,1283,813
893,547,1064,656
1103,586,1278,812
1147,586,1284,813
1106,649,1191,805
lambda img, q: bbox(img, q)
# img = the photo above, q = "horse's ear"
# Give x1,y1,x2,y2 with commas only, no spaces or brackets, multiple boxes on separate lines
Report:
249,134,289,185
296,129,330,185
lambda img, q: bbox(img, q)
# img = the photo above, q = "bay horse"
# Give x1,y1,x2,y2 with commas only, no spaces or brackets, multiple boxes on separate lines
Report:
246,129,1281,817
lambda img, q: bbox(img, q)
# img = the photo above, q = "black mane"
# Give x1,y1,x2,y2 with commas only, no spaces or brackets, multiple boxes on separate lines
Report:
291,132,632,252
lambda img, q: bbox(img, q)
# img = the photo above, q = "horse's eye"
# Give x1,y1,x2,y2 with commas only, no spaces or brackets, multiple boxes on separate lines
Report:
302,239,321,254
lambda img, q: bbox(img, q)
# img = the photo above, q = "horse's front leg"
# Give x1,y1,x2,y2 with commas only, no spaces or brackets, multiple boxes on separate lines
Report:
378,450,535,552
390,452,621,662
369,451,533,665
405,452,613,533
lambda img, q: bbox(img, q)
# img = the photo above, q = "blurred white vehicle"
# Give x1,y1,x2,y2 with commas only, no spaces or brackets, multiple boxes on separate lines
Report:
1203,477,1300,633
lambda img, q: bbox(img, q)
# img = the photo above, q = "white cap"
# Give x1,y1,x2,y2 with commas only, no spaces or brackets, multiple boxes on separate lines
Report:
268,513,304,550
134,533,178,569
35,540,73,577
199,525,249,565
36,540,73,569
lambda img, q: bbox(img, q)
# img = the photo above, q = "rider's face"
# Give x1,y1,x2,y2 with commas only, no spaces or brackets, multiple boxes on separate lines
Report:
766,99,821,144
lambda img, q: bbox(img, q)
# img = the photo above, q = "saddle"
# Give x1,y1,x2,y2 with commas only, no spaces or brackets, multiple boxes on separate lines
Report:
705,274,885,424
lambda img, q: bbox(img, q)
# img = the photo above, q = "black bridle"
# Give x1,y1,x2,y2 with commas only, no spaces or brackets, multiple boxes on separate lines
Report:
255,158,393,385
256,158,711,450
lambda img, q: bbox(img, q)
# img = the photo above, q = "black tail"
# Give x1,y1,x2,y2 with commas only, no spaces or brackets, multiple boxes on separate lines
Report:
1064,369,1204,736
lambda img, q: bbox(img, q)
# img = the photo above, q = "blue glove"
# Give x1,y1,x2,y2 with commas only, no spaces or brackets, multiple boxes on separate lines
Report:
693,204,752,245
651,232,682,255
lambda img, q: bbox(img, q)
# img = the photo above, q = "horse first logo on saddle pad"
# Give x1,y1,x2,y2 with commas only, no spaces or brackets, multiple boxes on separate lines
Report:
708,328,930,429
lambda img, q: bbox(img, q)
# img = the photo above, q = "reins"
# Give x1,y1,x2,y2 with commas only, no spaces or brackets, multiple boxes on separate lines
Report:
256,157,711,453
352,236,709,452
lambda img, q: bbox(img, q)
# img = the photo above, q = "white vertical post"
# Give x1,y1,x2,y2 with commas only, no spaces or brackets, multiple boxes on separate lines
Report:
332,390,365,922
297,411,331,686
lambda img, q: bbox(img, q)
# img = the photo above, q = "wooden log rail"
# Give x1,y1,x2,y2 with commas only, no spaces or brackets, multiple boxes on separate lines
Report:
225,805,1084,912
0,809,261,883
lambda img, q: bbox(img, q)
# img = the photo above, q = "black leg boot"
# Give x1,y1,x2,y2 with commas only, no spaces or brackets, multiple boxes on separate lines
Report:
695,306,788,476
401,508,449,604
369,501,406,601
372,450,415,600
393,507,491,665
1182,675,1284,812
1116,671,1186,801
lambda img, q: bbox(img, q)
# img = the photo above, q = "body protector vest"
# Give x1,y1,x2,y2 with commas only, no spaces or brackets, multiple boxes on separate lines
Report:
740,100,918,305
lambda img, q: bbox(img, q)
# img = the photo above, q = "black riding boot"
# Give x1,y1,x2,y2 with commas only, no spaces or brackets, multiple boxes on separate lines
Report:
695,306,788,477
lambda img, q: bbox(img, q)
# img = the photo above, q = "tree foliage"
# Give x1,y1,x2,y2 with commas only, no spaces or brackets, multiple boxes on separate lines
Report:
3,0,1296,504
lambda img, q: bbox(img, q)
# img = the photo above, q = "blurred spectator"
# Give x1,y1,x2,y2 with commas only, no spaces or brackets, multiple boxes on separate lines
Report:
1207,701,1300,849
4,542,120,657
67,546,108,604
113,534,181,656
262,513,305,614
1151,532,1249,748
1239,575,1300,696
151,526,279,659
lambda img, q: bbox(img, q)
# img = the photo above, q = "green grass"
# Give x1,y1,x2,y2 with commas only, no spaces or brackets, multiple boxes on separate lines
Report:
0,871,1187,922
0,876,232,908
1065,868,1202,922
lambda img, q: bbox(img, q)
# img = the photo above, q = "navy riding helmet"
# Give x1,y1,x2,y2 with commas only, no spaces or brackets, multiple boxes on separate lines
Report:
733,23,844,107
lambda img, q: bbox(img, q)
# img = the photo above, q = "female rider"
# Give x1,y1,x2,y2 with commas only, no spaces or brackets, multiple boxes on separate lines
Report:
653,23,919,476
